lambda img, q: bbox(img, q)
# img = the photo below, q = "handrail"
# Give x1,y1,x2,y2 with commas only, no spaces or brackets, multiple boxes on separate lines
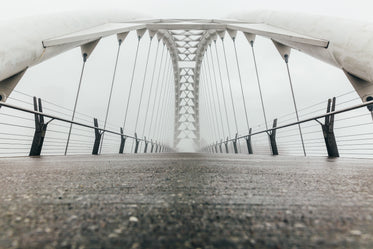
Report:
0,100,142,141
219,99,373,144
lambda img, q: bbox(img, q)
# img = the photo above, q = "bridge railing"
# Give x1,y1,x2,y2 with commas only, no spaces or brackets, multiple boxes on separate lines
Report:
0,96,171,157
202,98,373,158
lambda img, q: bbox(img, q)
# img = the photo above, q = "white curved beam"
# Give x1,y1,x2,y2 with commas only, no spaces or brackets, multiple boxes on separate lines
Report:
230,10,373,100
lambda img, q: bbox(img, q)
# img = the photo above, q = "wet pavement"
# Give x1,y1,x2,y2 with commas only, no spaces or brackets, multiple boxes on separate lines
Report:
0,153,372,248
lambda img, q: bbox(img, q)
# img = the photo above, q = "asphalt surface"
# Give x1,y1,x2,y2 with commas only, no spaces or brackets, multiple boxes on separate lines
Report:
0,153,372,249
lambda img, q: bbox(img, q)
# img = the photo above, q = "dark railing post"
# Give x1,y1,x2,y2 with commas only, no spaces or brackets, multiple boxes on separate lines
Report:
144,137,148,153
321,97,339,157
268,119,279,155
225,137,229,153
29,97,48,156
219,140,223,153
119,127,126,154
134,133,140,154
245,128,253,154
155,142,159,153
151,140,154,153
215,142,219,153
92,118,102,155
233,133,238,154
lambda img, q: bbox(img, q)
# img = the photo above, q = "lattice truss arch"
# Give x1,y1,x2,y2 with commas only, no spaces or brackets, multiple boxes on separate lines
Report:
158,28,217,149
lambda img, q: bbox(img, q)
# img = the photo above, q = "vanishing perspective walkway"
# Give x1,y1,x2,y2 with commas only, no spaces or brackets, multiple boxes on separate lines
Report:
1,153,372,248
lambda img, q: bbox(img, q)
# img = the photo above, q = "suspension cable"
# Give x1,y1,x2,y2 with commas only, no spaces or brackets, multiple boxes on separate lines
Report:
147,44,166,138
99,40,123,153
250,41,269,130
134,37,153,133
202,60,219,141
206,47,225,138
200,71,214,143
122,38,141,130
285,56,307,157
213,40,231,137
221,38,239,133
205,52,222,138
232,39,250,133
155,62,172,141
65,55,87,155
150,54,170,138
141,40,161,139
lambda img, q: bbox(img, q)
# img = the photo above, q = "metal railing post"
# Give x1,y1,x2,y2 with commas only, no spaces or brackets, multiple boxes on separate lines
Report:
268,119,279,156
29,97,48,156
246,128,253,154
134,133,140,154
92,118,102,155
225,137,229,153
233,133,238,154
219,140,223,153
151,140,155,153
320,97,339,157
119,127,126,154
144,137,148,153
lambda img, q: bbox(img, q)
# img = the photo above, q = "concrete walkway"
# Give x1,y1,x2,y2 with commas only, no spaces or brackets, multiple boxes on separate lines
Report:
0,153,372,248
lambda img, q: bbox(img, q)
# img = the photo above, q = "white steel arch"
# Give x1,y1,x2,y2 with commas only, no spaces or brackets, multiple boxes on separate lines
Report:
1,10,373,150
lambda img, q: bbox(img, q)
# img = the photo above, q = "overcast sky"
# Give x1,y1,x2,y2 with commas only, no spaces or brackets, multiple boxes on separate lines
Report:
2,0,373,21
1,0,373,153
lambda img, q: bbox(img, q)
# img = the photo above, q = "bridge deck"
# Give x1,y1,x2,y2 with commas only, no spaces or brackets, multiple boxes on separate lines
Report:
0,153,372,248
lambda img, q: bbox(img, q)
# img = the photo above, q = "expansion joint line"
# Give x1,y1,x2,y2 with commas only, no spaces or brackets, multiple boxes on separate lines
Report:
285,56,307,157
65,57,87,155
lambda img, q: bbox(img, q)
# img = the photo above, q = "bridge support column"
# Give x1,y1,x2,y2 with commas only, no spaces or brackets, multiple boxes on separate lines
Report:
134,133,140,154
92,118,102,155
119,127,126,154
268,119,278,156
233,133,238,154
29,97,49,156
320,97,339,157
245,128,253,154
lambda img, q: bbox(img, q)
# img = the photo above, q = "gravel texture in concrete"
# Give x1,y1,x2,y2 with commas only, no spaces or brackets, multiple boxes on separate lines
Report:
0,153,372,248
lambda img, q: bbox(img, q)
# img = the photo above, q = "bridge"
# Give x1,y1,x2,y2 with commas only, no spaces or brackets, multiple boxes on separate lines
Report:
0,10,373,248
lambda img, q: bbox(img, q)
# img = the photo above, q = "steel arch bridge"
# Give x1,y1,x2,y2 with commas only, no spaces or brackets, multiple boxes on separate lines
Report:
1,10,373,152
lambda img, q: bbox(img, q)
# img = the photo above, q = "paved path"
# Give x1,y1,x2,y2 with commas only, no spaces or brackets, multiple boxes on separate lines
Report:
0,153,372,248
